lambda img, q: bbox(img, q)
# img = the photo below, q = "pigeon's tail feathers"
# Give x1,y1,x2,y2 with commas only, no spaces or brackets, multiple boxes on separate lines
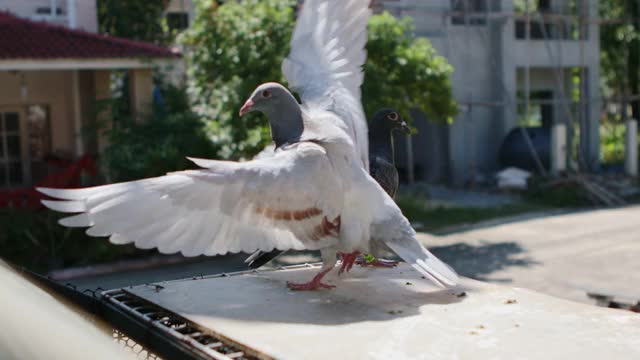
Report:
245,249,285,269
384,237,459,288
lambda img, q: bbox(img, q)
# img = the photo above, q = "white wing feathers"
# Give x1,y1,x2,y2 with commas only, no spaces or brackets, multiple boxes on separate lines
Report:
283,0,371,170
283,0,370,100
38,142,343,257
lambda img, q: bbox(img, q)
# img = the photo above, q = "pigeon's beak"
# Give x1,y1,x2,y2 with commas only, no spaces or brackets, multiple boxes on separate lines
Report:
400,121,411,134
239,99,254,117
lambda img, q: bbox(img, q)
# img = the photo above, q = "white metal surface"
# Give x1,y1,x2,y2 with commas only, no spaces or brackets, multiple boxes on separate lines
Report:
129,264,640,360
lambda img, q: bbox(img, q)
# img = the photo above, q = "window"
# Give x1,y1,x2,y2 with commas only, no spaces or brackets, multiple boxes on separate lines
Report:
35,7,64,15
451,0,488,26
0,106,51,187
0,110,24,187
514,0,582,40
167,12,189,32
517,90,554,128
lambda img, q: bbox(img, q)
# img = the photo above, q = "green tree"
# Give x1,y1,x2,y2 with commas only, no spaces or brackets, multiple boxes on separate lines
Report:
363,12,457,123
600,0,640,121
183,0,295,159
101,83,219,181
184,1,457,159
97,0,170,44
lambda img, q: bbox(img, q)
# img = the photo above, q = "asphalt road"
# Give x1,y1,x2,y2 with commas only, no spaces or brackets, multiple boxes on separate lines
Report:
418,205,640,305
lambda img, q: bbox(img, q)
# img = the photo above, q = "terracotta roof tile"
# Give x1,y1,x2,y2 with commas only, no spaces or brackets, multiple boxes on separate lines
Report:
0,11,179,60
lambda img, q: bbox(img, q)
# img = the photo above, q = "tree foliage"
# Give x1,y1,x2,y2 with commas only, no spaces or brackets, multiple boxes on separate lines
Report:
184,1,457,159
600,0,640,121
183,0,295,159
101,83,218,182
97,0,171,44
363,12,457,124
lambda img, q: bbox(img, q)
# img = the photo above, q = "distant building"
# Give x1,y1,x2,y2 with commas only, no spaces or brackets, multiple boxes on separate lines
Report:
0,0,178,189
374,0,600,185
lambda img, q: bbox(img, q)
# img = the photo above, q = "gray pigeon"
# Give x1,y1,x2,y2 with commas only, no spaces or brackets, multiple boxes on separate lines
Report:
368,108,410,199
245,108,410,269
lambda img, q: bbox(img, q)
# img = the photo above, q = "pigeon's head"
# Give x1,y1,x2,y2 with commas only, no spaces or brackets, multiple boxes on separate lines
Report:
239,82,296,117
372,108,410,134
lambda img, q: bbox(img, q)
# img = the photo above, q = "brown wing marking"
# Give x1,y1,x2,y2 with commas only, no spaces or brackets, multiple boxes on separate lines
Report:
255,206,322,221
311,215,341,241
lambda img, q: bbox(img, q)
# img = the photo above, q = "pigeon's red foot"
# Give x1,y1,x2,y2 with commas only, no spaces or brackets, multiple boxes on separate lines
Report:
338,251,361,274
357,256,398,268
287,268,335,291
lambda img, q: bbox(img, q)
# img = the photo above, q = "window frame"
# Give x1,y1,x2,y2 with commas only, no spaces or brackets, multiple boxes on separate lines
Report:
0,106,35,188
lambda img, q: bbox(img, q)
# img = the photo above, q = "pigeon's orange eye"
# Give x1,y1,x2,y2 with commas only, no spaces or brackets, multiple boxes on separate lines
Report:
387,112,399,121
262,90,271,98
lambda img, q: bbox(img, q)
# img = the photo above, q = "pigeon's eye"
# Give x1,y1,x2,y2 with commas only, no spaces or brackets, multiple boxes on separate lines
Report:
262,90,272,98
387,112,399,121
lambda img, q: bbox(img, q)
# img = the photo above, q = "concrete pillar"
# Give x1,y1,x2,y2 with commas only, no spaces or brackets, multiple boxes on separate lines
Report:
128,68,153,122
585,0,601,171
625,120,638,177
551,123,567,174
94,70,112,153
71,70,84,157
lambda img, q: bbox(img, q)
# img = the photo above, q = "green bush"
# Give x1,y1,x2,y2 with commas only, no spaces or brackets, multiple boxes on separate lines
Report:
524,176,591,208
0,209,152,273
101,82,219,181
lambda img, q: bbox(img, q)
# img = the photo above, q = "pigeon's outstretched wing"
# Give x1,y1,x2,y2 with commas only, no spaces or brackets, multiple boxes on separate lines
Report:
283,0,370,169
38,142,343,257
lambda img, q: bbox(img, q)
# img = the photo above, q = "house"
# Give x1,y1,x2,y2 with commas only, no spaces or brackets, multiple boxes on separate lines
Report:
0,1,178,190
374,0,601,185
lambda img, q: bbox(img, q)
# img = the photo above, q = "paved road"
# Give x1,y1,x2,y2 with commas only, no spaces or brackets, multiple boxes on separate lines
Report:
419,205,640,305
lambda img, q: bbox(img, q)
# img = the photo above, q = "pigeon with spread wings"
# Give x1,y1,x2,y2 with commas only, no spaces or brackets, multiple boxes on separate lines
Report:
39,0,458,290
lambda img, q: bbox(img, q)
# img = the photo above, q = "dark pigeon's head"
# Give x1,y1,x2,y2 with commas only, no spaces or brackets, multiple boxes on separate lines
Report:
239,82,297,117
372,108,410,134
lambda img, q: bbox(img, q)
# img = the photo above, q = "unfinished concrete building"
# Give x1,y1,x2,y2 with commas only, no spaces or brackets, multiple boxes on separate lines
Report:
374,0,602,185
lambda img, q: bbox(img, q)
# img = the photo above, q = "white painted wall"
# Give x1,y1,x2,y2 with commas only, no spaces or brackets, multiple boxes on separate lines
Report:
1,0,97,33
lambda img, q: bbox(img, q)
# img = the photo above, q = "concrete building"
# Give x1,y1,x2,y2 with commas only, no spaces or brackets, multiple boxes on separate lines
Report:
374,0,601,185
0,0,178,190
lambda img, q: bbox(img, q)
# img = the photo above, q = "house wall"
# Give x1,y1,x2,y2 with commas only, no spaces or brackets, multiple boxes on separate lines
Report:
166,0,193,16
1,0,98,32
0,70,76,159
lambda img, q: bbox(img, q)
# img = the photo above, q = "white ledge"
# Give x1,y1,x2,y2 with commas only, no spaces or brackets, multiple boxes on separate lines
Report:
129,263,640,360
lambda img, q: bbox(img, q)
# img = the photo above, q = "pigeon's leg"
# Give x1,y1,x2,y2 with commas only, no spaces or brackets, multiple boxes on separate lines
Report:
286,267,335,290
287,249,337,291
337,251,361,274
356,255,399,268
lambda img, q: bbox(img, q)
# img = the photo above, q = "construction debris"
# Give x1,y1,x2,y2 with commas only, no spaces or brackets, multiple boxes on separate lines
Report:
496,167,532,190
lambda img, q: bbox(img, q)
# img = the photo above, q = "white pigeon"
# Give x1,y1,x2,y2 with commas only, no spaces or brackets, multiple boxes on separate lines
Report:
283,0,370,171
38,0,459,291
